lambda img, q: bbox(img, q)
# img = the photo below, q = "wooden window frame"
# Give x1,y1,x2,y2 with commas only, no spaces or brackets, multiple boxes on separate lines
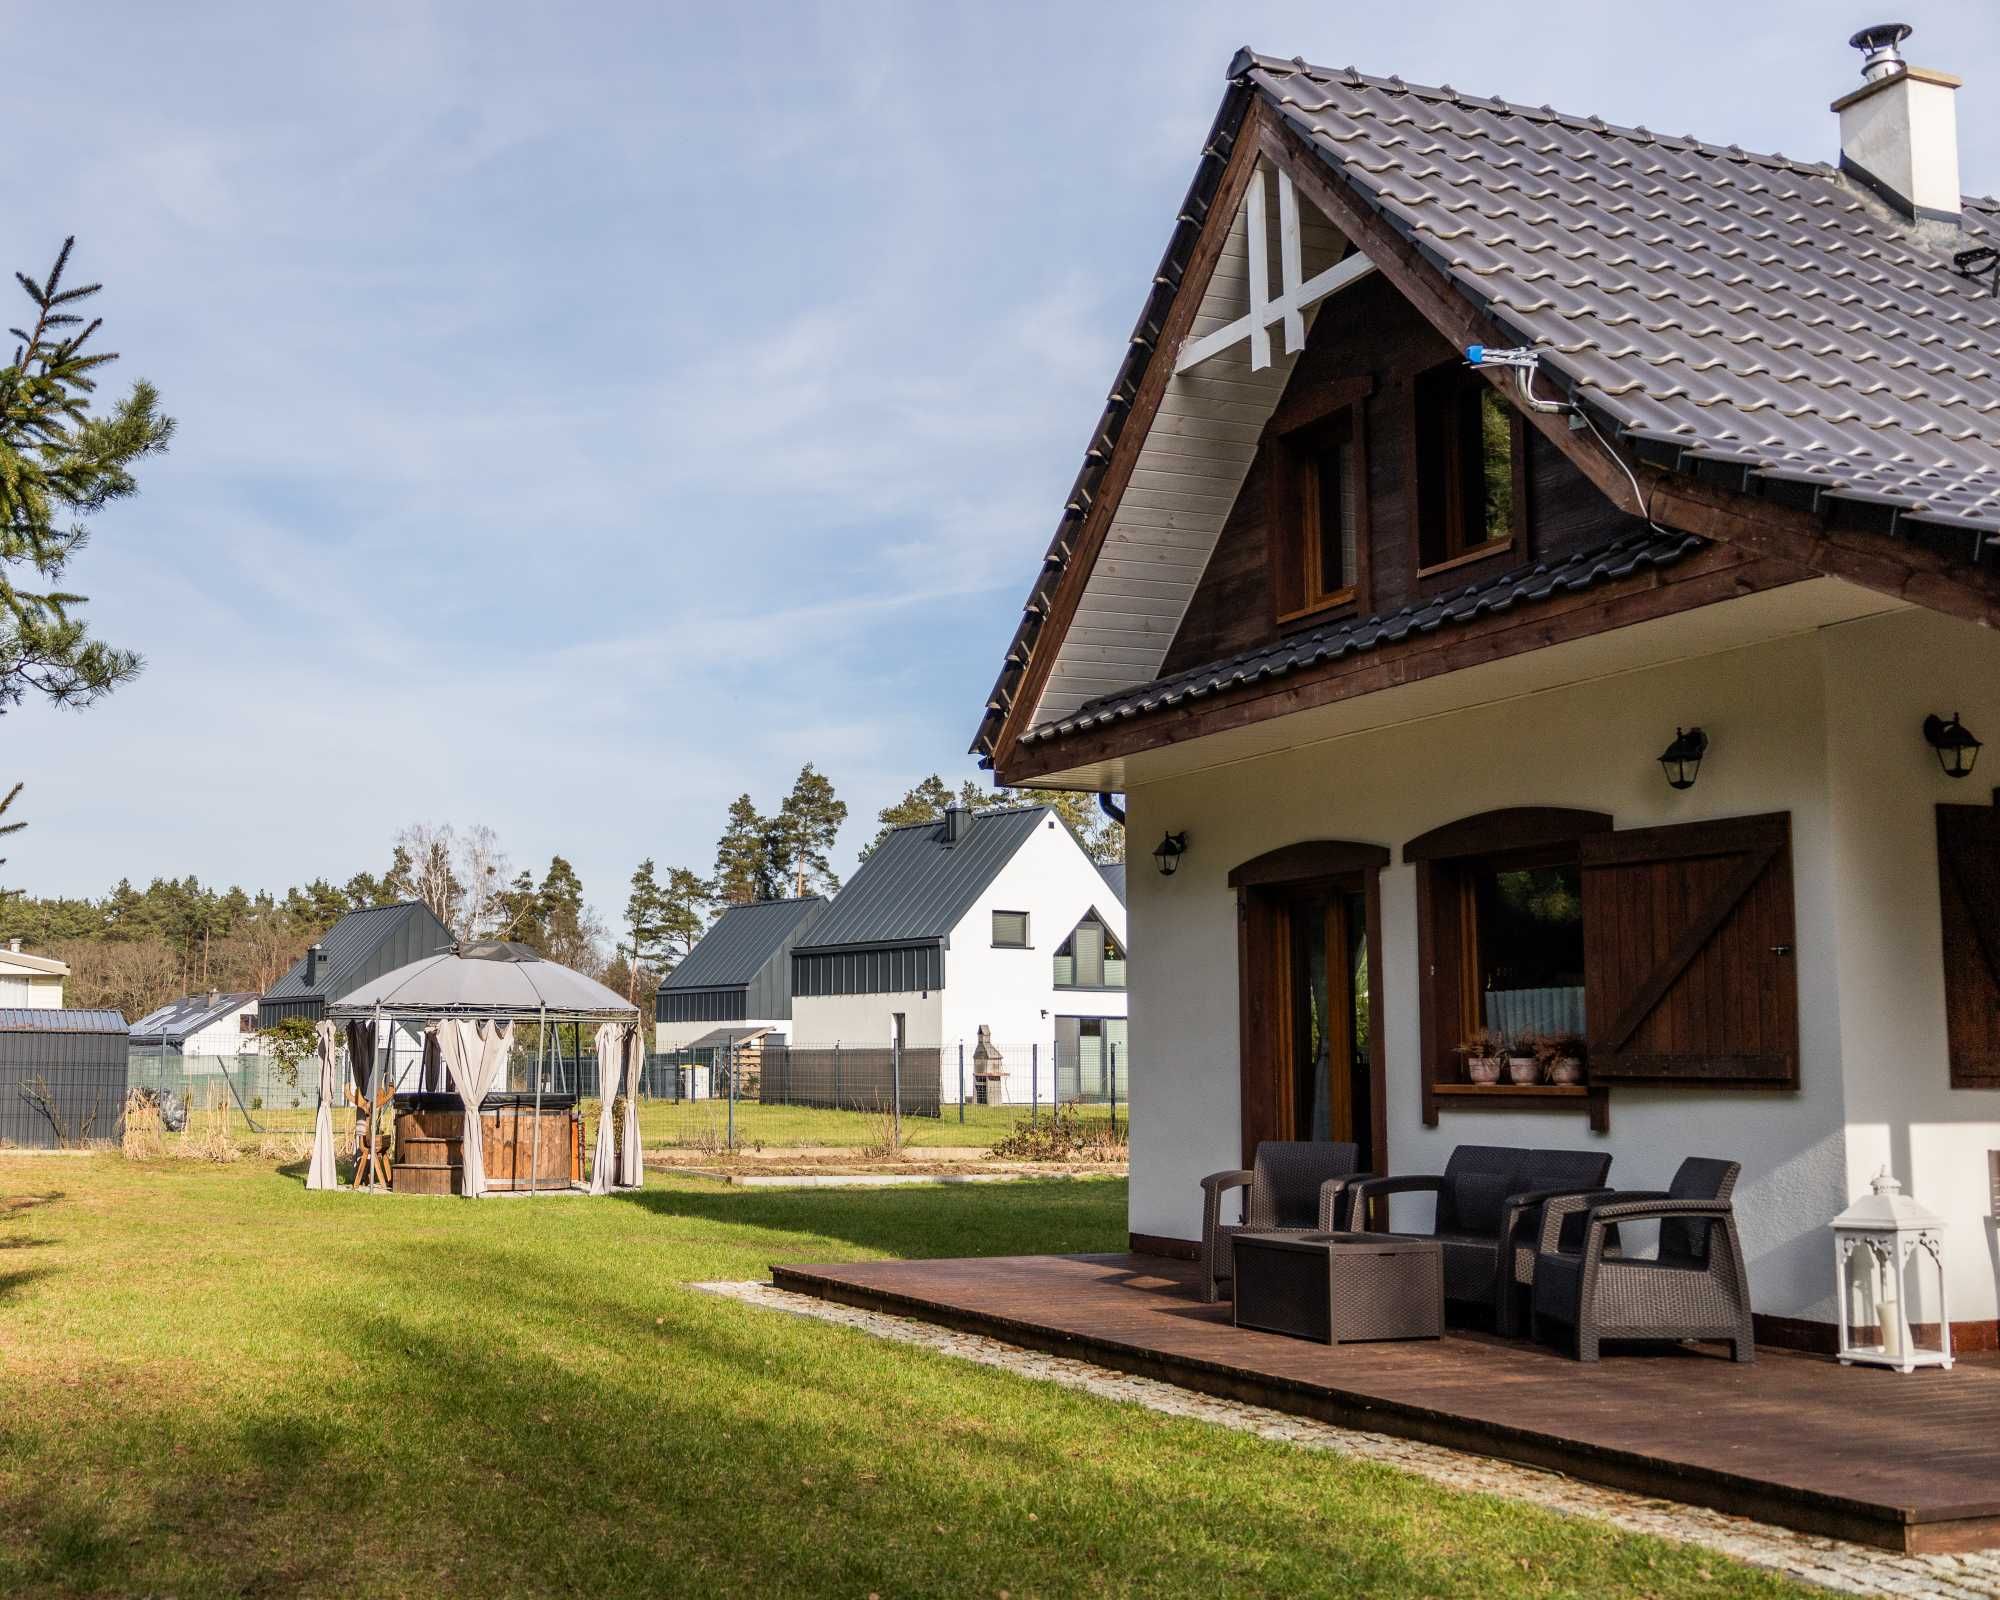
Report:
1410,361,1529,580
990,910,1030,949
1405,808,1613,1132
1229,840,1390,1171
1935,800,2000,1089
1268,376,1373,628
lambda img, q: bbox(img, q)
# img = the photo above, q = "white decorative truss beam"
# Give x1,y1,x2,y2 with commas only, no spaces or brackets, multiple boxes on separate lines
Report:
1175,167,1377,375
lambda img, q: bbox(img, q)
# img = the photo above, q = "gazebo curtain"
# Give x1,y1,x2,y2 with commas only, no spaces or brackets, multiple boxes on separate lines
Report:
435,1018,514,1197
590,1022,646,1193
306,1021,339,1190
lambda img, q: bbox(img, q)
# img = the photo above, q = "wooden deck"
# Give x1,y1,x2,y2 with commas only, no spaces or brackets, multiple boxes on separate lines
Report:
771,1251,2000,1554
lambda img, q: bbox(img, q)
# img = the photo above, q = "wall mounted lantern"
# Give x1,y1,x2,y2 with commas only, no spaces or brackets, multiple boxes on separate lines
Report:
1922,712,1982,779
1658,726,1708,791
1152,831,1188,877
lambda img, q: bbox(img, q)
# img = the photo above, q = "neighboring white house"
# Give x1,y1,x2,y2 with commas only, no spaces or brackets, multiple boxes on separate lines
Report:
788,805,1128,1104
0,939,66,1009
128,991,262,1058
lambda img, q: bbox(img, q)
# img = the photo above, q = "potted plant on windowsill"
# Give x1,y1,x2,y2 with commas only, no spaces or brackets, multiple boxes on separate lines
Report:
1457,1029,1506,1085
1542,1033,1587,1087
1506,1036,1540,1086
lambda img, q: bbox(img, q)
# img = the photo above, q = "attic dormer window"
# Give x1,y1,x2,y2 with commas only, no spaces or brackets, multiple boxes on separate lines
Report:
1414,362,1524,574
1271,404,1365,624
1055,914,1126,990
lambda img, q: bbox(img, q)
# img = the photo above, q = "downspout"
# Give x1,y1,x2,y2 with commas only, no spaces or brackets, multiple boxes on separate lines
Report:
1097,793,1126,826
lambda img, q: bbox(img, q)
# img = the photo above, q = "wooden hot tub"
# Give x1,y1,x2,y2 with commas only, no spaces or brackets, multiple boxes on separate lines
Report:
391,1091,582,1195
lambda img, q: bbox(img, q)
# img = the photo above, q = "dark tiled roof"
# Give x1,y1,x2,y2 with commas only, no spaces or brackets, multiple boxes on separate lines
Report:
798,806,1052,950
1022,531,1703,741
0,1008,128,1033
263,902,452,1002
661,898,826,992
129,991,257,1045
973,49,2000,760
1242,53,2000,538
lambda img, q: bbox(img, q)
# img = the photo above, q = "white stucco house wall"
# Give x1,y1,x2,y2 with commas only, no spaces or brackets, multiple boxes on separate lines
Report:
128,990,263,1060
788,805,1128,1105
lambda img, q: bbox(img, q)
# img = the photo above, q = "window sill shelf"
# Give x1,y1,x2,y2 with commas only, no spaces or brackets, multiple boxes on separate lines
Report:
1427,1081,1609,1133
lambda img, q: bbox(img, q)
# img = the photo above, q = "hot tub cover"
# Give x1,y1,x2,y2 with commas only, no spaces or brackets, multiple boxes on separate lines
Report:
328,942,638,1019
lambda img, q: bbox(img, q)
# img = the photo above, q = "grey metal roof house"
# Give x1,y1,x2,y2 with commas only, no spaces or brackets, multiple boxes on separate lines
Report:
0,1008,129,1148
1096,860,1128,905
792,805,1053,997
257,901,453,1026
129,991,258,1048
657,896,826,1026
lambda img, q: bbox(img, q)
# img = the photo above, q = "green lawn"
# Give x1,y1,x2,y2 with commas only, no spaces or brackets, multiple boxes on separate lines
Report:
0,1157,1808,1599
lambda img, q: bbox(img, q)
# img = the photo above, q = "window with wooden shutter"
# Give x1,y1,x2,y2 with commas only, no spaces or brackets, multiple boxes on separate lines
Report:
1936,804,2000,1089
1579,812,1798,1086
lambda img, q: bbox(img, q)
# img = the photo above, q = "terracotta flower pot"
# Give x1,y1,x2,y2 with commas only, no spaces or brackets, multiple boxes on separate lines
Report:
1547,1057,1585,1086
1507,1057,1540,1085
1465,1056,1502,1085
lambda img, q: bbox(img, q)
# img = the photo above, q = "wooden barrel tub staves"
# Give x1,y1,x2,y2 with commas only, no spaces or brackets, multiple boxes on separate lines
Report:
390,1092,581,1195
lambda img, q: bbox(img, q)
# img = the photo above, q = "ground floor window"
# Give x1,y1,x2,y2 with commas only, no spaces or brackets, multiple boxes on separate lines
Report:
1053,1015,1127,1104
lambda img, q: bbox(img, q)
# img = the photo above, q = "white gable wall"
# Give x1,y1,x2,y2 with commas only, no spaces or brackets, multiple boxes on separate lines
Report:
940,816,1128,1105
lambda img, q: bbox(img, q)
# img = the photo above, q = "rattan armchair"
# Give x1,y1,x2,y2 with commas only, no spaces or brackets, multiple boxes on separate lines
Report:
1531,1157,1753,1362
1198,1141,1368,1303
1345,1145,1613,1332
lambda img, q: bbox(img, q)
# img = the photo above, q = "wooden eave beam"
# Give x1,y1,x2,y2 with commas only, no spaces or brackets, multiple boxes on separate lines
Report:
995,542,1802,784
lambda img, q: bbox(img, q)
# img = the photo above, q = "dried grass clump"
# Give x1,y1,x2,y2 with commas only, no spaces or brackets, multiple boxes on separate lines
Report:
860,1099,908,1161
121,1093,166,1161
177,1098,241,1164
256,1130,312,1163
991,1103,1128,1163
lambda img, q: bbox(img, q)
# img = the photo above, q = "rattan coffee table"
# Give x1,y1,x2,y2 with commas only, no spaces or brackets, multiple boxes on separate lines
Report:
1231,1231,1445,1344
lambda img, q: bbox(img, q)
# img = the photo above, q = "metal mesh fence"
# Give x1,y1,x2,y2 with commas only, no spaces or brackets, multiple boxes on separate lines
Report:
125,1050,322,1134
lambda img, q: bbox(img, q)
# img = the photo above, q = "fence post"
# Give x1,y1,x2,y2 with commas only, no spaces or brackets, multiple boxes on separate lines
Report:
1110,1042,1118,1135
891,1028,903,1145
957,1041,965,1125
725,1046,736,1151
834,1041,842,1112
1031,1042,1039,1122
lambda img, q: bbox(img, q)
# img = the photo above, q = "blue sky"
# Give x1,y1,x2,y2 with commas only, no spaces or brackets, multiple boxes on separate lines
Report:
7,1,1996,918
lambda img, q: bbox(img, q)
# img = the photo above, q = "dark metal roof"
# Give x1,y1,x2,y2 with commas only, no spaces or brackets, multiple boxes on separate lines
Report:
1097,861,1128,904
661,897,827,992
973,48,2000,761
0,1008,128,1033
1023,530,1703,741
128,991,257,1046
686,1025,777,1050
262,902,453,1003
796,806,1052,951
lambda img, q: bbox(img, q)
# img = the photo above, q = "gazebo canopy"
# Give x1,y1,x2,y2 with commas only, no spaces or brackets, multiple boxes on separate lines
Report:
327,941,638,1021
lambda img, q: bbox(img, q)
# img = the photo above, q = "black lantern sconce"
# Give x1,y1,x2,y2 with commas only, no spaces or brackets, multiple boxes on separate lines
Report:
1658,726,1708,791
1152,830,1188,877
1923,712,1982,780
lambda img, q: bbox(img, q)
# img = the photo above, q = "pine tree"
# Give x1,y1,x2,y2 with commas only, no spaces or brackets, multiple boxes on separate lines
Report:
658,867,712,959
619,859,670,1002
0,781,24,891
773,763,847,896
712,794,771,906
1,238,174,712
866,774,1124,863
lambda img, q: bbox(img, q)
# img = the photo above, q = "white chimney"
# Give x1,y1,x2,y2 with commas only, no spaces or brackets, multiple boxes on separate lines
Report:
1833,23,1962,226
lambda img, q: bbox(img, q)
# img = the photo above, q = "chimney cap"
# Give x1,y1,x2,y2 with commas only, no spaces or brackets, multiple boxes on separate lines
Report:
1850,22,1912,81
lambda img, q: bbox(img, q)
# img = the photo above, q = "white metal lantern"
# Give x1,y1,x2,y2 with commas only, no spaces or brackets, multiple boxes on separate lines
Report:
1831,1169,1953,1373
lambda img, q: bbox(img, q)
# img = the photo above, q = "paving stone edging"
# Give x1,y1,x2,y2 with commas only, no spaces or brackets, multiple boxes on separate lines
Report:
696,1279,2000,1600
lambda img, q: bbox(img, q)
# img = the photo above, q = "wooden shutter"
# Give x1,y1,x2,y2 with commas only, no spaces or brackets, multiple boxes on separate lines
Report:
1579,812,1798,1086
1936,804,2000,1088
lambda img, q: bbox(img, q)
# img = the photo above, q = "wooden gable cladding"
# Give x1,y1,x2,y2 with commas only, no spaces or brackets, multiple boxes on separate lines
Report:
1160,271,1645,678
1579,813,1799,1087
1935,803,2000,1089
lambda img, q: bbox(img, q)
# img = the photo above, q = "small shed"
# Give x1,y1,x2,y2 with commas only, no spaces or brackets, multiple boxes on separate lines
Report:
0,1008,129,1148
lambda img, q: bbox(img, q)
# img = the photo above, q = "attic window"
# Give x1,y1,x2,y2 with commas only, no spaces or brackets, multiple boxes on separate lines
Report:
991,910,1030,949
1271,404,1366,623
1414,363,1524,574
1055,914,1126,990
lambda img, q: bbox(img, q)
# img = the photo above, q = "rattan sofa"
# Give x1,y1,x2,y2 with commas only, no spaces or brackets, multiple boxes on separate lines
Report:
1198,1141,1369,1304
1345,1144,1613,1332
1530,1157,1753,1362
